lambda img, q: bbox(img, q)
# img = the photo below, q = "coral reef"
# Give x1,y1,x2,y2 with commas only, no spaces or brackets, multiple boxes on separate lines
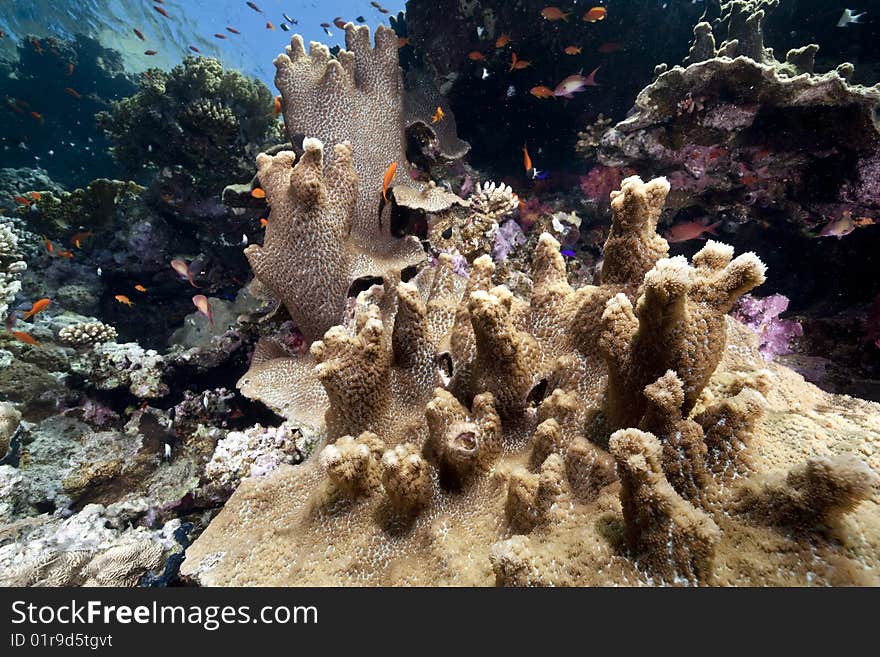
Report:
0,221,26,322
183,175,879,586
97,56,280,191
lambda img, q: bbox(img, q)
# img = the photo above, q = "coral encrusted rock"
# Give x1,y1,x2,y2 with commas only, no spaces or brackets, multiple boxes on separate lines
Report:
183,177,880,587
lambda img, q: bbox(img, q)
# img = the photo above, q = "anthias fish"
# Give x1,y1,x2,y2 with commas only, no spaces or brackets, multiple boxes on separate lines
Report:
192,295,214,327
22,298,51,320
553,67,600,97
541,7,570,21
664,220,721,243
382,162,398,202
431,106,445,124
583,7,607,22
115,294,134,307
12,331,39,346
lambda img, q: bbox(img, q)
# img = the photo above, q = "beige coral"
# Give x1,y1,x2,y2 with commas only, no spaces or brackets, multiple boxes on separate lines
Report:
186,175,879,587
58,321,118,346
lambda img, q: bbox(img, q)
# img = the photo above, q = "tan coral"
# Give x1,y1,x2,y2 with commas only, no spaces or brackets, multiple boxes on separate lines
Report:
185,175,880,587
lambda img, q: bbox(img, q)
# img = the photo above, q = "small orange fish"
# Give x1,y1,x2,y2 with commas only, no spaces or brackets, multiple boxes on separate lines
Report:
431,106,445,124
273,95,282,117
382,162,398,202
509,52,531,71
170,259,199,288
134,284,148,293
133,28,145,41
192,294,214,328
12,331,39,346
495,33,511,48
144,50,158,56
397,37,410,48
13,195,31,206
42,235,53,253
853,217,875,227
523,146,533,173
583,7,607,22
598,42,624,54
30,111,44,124
64,87,81,99
22,298,51,321
260,218,268,228
189,46,201,53
28,192,41,201
333,17,347,30
541,7,571,21
227,27,241,34
58,249,74,259
468,51,486,61
251,187,266,199
564,46,582,55
530,85,555,99
70,231,93,249
664,220,721,243
154,5,170,18
115,294,134,307
266,21,275,30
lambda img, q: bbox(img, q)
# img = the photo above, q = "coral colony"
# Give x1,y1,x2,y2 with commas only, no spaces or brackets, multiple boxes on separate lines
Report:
0,0,878,587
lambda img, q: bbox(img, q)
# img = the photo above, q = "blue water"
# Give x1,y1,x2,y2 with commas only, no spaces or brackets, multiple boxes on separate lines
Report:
0,0,406,87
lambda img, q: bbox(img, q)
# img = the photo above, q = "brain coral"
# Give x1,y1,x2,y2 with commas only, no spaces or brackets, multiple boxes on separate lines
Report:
183,175,880,586
245,24,462,341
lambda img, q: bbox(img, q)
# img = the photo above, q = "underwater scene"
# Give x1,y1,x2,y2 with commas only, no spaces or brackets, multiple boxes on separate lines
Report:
0,0,878,587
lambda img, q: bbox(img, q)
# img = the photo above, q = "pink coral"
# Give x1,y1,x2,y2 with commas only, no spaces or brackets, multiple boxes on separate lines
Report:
579,165,623,204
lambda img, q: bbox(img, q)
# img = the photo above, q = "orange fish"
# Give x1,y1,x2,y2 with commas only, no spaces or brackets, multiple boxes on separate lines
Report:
42,235,53,253
115,294,134,307
266,22,275,30
133,28,145,41
135,284,148,293
144,50,158,56
530,85,555,99
226,27,241,35
273,95,282,117
251,187,266,199
664,220,721,243
189,46,201,53
382,162,398,202
12,331,39,346
170,259,199,288
495,33,511,48
431,106,445,124
260,218,268,228
58,249,74,259
564,46,582,55
154,5,170,18
853,217,875,227
30,111,44,124
509,52,531,71
67,62,75,76
28,191,41,201
397,37,410,48
22,298,51,321
333,17,347,30
371,1,390,14
64,87,81,99
598,42,624,54
523,146,533,173
70,231,93,249
541,7,571,21
583,7,607,22
468,51,486,61
192,294,214,328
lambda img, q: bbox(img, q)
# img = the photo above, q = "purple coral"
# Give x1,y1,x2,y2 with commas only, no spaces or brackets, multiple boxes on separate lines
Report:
732,294,803,361
492,220,526,262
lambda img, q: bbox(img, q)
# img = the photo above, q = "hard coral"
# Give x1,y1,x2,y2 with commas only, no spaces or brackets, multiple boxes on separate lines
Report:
249,25,463,341
184,176,878,586
97,57,279,189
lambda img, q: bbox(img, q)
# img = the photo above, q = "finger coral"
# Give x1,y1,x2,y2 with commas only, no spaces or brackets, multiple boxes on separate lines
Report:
58,321,118,346
184,176,880,587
